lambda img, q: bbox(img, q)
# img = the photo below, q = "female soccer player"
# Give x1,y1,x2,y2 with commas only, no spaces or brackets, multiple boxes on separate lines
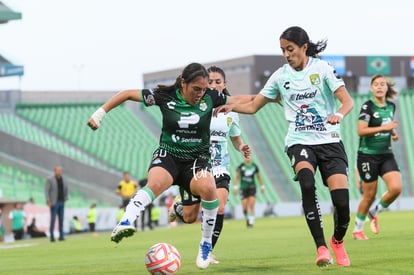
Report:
87,62,240,269
215,26,354,267
168,65,251,265
352,75,402,240
233,157,265,228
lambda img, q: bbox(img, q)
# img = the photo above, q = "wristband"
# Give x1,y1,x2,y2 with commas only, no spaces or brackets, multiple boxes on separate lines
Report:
261,185,265,190
233,185,239,190
91,107,106,126
335,112,344,119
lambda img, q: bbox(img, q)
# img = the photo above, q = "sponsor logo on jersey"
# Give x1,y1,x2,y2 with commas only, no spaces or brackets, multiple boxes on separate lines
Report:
152,158,162,165
144,93,155,106
291,90,317,101
294,105,326,132
210,130,226,137
172,134,202,143
167,101,176,109
177,112,200,128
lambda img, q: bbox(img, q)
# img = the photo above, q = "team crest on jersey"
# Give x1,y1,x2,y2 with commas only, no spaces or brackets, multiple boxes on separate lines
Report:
199,100,207,111
226,117,233,127
309,74,321,85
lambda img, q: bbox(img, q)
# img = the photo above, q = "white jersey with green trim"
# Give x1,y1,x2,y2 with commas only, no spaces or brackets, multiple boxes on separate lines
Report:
260,57,344,147
210,111,241,177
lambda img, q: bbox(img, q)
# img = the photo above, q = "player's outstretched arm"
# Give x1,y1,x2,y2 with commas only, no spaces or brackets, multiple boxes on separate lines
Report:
87,89,142,130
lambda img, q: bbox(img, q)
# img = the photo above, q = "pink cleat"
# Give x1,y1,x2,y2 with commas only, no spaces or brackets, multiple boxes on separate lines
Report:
330,237,351,266
370,215,379,234
352,230,368,240
315,246,333,267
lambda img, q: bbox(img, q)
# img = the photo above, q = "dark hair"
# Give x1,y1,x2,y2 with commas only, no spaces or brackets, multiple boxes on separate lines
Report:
371,74,398,99
280,26,327,58
207,65,230,96
157,63,209,92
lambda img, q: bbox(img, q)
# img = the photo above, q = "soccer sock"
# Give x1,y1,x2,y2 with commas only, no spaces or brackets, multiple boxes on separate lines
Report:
370,200,389,217
212,214,224,249
297,168,326,248
122,187,155,224
331,189,350,241
200,199,219,243
354,213,366,232
248,213,255,225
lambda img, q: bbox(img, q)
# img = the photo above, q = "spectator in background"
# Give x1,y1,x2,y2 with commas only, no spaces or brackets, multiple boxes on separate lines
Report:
69,215,83,234
116,172,138,209
27,217,47,238
139,178,153,231
8,203,26,240
45,165,68,242
116,205,124,224
87,203,97,234
151,204,161,228
233,157,265,228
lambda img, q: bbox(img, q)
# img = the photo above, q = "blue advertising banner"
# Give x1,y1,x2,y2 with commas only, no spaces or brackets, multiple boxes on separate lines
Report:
411,57,414,76
0,64,24,77
321,55,345,76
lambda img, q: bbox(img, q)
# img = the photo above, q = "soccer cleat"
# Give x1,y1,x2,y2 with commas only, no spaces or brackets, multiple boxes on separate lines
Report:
210,254,220,264
330,237,351,266
168,200,183,222
369,215,379,234
315,246,333,267
352,230,368,240
196,241,212,269
110,219,135,243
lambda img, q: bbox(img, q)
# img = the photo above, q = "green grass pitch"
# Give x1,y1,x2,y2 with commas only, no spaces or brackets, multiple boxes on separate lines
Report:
1,211,413,274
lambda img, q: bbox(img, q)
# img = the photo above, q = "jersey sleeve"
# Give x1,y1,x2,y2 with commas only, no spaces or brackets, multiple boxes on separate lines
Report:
208,88,228,107
322,60,345,93
228,112,241,137
260,71,280,100
358,100,372,122
141,89,158,107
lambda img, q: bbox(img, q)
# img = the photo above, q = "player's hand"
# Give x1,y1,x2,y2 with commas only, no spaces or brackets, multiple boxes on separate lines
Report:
87,107,106,130
213,104,233,117
391,130,399,141
327,113,343,125
87,118,99,130
240,144,251,159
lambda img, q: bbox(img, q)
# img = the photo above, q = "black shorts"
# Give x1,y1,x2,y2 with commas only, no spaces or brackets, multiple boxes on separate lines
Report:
286,142,348,186
357,152,399,183
149,148,211,206
215,174,230,192
240,187,256,199
178,172,230,206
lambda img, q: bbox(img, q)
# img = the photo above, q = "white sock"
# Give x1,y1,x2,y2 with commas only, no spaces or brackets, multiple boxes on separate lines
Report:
248,214,255,225
121,188,153,224
353,216,365,232
200,199,218,243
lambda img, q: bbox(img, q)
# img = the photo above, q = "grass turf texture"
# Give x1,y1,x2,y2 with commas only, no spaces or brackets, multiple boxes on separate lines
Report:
1,211,413,274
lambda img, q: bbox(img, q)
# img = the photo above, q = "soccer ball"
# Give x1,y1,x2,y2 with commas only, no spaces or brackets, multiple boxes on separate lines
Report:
145,243,181,274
